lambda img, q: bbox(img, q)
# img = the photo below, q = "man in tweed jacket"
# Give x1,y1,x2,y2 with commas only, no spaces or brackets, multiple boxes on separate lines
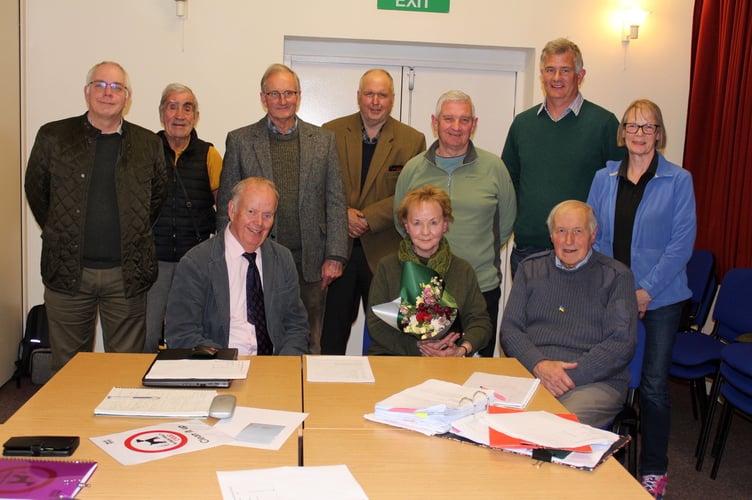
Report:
217,64,347,354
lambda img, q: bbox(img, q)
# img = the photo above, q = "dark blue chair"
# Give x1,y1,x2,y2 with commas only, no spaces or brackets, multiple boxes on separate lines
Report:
670,249,717,422
695,342,752,478
610,319,647,478
689,268,752,470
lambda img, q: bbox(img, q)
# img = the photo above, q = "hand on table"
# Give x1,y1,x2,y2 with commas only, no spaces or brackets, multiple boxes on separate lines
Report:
532,359,578,397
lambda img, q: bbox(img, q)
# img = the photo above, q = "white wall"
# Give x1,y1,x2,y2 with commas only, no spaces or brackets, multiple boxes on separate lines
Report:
22,0,692,309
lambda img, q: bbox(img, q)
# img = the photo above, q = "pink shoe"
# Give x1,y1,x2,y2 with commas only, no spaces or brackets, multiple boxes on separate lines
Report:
641,473,668,499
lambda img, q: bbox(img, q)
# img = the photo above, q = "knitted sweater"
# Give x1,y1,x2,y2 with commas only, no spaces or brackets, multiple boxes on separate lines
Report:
502,100,624,248
500,250,637,393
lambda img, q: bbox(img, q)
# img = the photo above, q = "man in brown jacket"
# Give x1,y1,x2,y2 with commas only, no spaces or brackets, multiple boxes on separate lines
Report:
321,69,426,354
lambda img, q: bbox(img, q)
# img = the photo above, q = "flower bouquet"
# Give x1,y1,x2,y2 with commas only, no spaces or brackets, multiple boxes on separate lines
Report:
372,261,458,341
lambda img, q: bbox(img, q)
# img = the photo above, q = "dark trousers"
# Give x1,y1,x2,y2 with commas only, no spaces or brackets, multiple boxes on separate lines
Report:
321,246,372,354
478,286,501,357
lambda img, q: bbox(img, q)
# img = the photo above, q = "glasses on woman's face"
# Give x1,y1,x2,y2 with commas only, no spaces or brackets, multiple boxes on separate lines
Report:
623,122,660,135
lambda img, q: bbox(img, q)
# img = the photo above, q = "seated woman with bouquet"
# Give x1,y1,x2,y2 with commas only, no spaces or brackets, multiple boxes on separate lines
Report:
366,185,491,356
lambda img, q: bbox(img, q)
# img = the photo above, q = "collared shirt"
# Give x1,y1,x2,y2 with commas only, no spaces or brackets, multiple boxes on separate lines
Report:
266,115,298,136
537,92,584,122
361,121,382,144
224,225,265,355
555,248,593,271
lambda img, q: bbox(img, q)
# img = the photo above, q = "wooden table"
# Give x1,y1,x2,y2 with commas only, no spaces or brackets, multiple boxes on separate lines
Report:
3,354,649,498
1,352,302,499
303,356,560,429
302,356,650,498
304,429,650,499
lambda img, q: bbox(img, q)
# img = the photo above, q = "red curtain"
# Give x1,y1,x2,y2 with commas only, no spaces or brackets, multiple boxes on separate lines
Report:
684,0,752,280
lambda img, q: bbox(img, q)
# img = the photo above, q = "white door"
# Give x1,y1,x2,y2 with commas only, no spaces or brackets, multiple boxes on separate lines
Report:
293,62,517,157
287,41,525,356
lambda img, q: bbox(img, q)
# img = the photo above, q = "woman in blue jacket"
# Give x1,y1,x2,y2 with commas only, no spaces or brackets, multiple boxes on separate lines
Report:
587,99,696,499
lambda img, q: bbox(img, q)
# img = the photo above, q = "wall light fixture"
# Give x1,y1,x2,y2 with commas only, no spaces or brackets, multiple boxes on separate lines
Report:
622,6,648,43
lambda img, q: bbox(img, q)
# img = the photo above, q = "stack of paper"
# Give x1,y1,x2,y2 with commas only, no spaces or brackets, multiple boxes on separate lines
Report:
364,379,491,435
463,372,540,409
450,409,624,470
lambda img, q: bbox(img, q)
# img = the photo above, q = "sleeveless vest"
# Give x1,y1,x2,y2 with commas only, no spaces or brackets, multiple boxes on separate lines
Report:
153,130,216,262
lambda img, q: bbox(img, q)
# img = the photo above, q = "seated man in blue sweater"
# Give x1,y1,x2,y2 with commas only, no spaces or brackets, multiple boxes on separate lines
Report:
500,200,637,427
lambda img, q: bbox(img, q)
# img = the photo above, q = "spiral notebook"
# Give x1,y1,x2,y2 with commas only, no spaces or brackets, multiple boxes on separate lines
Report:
0,457,97,499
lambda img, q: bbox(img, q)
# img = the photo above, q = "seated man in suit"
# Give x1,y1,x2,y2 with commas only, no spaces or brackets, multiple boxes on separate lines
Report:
500,200,637,427
165,177,309,355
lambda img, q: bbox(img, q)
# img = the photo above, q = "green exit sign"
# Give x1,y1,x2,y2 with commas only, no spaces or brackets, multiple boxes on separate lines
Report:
377,0,450,14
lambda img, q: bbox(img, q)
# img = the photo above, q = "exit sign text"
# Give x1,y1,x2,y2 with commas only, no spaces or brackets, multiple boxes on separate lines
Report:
377,0,450,14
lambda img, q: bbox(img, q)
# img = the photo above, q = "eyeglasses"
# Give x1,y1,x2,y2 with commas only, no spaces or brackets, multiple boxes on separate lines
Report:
88,80,128,95
264,90,298,99
623,123,660,135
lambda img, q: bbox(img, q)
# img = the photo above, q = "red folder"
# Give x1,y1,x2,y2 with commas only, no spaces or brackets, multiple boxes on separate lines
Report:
485,407,592,453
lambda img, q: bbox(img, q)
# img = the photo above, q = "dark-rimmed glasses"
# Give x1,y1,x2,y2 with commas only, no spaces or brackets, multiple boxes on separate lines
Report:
623,123,660,135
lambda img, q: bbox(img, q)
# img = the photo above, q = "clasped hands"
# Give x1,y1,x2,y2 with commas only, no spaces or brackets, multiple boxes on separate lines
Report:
533,359,579,397
418,332,467,357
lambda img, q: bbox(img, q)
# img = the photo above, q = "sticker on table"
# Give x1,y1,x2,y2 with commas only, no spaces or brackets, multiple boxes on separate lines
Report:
236,423,286,445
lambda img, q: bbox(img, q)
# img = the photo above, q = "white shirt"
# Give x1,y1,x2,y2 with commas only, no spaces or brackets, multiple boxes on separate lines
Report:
224,226,265,355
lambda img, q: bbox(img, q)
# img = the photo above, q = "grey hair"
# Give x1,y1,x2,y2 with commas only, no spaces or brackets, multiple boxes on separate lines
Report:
546,200,597,234
231,177,280,207
260,63,301,93
540,38,584,73
434,90,475,117
159,83,199,116
85,61,131,94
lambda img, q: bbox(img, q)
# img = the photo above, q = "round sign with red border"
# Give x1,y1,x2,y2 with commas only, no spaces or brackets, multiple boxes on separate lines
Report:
124,430,188,453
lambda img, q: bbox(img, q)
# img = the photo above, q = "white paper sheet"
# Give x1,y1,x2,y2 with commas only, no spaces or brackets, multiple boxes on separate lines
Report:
482,411,620,448
217,465,368,500
211,406,308,451
463,371,540,409
305,355,375,383
144,359,250,380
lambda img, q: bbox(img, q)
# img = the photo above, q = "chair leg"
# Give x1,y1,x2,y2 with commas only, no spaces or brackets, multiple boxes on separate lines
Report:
689,379,699,420
696,369,723,470
629,429,638,477
694,377,709,424
710,402,734,480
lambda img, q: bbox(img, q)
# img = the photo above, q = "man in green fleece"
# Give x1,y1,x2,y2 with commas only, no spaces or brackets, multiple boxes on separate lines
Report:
394,89,516,357
502,38,625,277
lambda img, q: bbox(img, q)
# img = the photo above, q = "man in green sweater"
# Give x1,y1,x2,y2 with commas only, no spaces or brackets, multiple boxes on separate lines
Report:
502,38,625,277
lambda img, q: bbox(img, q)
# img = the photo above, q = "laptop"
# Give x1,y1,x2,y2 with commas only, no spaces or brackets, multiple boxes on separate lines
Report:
142,348,239,388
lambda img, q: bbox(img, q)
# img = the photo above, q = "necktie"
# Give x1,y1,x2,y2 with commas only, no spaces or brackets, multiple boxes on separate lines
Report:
243,252,273,355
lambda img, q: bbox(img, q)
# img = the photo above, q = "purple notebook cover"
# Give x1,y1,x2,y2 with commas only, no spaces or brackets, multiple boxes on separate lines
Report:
0,458,97,499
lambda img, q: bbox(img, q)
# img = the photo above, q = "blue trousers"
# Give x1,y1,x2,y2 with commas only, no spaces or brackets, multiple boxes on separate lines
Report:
639,300,685,475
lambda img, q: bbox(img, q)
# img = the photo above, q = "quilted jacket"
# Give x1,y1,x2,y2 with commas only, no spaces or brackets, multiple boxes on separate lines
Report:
25,113,167,297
